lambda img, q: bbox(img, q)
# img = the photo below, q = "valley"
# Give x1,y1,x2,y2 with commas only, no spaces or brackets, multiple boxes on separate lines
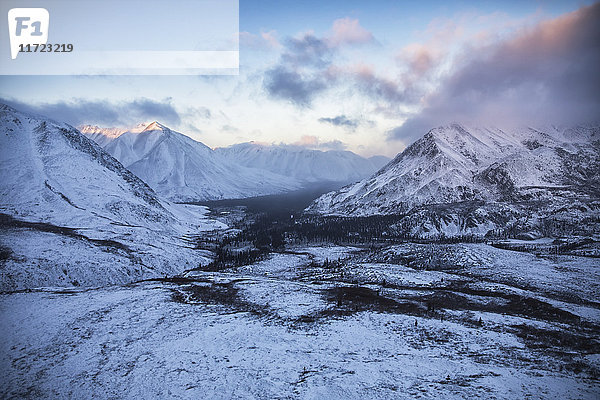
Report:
2,1,599,397
1,105,599,398
2,192,599,399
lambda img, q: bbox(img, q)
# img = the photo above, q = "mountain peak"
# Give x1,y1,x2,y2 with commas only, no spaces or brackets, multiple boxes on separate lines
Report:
78,124,127,138
142,121,170,133
78,124,101,131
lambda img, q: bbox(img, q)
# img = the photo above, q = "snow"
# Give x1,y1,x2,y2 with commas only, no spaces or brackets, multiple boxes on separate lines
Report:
307,123,600,220
1,243,599,399
216,142,389,184
96,123,302,202
374,242,600,319
291,245,363,263
78,125,129,147
0,104,226,290
233,252,311,279
1,106,598,398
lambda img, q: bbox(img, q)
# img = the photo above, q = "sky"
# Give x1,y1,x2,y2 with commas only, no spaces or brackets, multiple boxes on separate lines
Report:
1,0,599,157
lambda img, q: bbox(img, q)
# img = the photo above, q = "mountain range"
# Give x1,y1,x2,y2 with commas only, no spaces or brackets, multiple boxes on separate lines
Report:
307,123,600,238
92,122,304,201
215,142,389,184
82,124,387,202
0,104,223,290
3,103,599,289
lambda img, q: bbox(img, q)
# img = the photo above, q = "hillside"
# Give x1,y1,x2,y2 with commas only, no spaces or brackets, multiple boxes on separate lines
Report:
307,124,600,238
216,142,389,183
0,104,224,290
97,123,301,201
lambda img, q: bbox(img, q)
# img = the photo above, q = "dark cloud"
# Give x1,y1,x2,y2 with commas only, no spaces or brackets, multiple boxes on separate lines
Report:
389,3,600,141
1,97,182,127
353,66,411,104
318,115,359,130
263,19,374,106
282,34,332,68
261,20,404,110
264,66,328,106
263,33,334,106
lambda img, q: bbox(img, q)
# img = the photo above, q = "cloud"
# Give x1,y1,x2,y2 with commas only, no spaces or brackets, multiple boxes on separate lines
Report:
351,64,411,104
294,135,319,147
263,66,328,106
263,33,335,106
318,139,347,151
188,106,211,119
239,30,280,50
183,123,203,135
1,97,182,127
263,18,374,106
318,115,359,130
328,17,374,47
388,3,600,141
221,124,240,133
292,135,347,151
282,33,333,67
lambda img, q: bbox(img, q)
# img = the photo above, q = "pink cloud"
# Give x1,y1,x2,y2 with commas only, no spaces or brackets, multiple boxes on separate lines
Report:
328,18,374,47
294,135,319,147
389,2,600,140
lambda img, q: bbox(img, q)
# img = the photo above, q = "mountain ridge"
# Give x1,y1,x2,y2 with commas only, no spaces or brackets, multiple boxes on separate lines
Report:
96,123,301,202
216,141,389,184
0,104,223,290
306,123,600,238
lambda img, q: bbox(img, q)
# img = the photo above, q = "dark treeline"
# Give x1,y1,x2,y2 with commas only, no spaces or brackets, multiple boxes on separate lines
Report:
196,211,484,271
203,247,266,271
238,213,483,245
230,213,410,246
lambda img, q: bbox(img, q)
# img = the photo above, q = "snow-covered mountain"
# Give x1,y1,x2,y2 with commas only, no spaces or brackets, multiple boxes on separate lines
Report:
79,125,126,147
307,123,600,237
78,123,147,147
215,142,389,183
93,123,301,202
0,104,224,290
368,155,391,169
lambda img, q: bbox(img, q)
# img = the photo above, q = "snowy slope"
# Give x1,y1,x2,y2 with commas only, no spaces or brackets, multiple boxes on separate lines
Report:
307,123,600,220
78,123,150,147
216,142,390,183
99,123,301,202
79,125,127,147
2,243,599,399
0,104,224,290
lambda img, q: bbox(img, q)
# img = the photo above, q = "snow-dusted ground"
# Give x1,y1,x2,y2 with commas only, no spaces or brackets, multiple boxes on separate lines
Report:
1,244,599,399
372,243,600,306
0,104,227,290
0,203,223,290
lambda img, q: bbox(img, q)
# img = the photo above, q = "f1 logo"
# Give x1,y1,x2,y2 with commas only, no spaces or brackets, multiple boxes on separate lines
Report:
8,8,49,59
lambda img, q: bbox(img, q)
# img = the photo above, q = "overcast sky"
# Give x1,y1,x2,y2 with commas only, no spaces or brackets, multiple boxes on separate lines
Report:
1,0,598,157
